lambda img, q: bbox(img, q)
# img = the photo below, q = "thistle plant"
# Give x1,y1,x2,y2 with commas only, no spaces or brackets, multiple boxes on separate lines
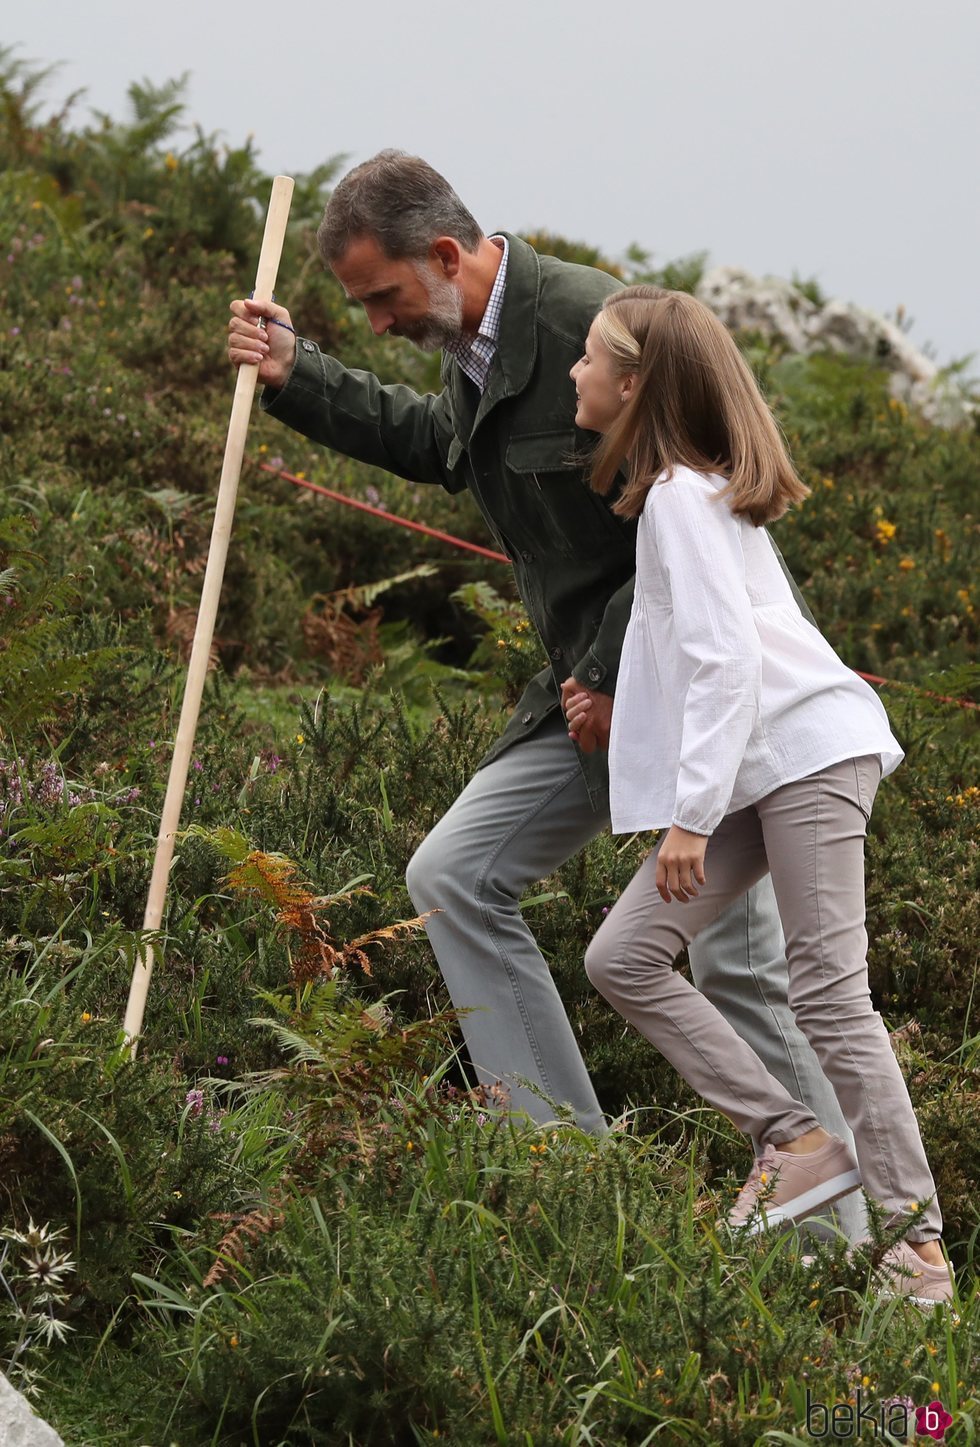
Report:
0,1218,75,1393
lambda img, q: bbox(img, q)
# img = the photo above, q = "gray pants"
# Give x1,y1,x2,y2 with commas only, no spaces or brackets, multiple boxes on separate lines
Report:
406,715,866,1237
585,755,941,1241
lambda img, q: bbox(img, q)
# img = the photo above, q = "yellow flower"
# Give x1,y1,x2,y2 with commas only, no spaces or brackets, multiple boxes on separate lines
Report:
164,152,178,172
143,226,155,240
258,443,268,454
898,557,916,571
406,1141,415,1151
229,1333,239,1349
822,476,835,490
295,733,305,745
874,519,897,545
81,1012,92,1023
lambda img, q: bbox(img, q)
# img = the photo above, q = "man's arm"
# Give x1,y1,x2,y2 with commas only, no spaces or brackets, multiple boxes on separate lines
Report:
228,297,461,492
558,573,636,751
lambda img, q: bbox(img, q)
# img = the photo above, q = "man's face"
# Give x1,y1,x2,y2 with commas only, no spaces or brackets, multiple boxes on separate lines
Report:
332,234,463,352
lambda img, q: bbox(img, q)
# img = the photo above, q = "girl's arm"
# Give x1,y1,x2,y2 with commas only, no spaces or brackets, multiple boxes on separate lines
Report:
650,472,762,836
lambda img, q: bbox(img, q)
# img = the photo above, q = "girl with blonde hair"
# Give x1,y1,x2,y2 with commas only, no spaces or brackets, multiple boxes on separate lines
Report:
565,286,950,1302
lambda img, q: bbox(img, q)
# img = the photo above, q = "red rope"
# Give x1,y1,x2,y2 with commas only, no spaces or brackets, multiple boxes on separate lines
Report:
260,461,977,712
258,462,509,564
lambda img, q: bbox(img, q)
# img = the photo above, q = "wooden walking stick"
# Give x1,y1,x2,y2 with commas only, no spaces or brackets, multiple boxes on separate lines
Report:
122,174,295,1054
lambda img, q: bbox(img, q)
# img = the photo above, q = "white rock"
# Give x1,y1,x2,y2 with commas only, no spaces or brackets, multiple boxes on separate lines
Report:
805,300,938,381
695,264,974,425
0,1375,65,1447
696,266,817,352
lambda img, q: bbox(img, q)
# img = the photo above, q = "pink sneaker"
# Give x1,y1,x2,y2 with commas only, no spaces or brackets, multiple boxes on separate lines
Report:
876,1239,954,1307
728,1136,862,1235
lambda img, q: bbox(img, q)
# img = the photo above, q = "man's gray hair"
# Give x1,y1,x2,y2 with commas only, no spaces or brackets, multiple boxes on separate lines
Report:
317,150,483,264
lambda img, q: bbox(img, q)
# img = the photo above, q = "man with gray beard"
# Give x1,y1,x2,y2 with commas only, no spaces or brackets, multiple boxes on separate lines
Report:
227,150,864,1237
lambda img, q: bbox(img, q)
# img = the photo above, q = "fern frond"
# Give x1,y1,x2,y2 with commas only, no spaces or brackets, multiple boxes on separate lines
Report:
202,1199,285,1289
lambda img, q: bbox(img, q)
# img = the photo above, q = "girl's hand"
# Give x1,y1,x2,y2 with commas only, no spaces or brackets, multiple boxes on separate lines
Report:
655,825,708,904
560,680,613,754
563,688,593,737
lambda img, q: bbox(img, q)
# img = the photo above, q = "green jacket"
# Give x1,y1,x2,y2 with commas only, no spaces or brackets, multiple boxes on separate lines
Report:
263,233,632,806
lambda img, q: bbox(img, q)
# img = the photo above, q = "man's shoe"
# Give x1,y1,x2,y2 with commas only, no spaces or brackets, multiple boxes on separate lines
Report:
876,1239,954,1308
728,1136,862,1235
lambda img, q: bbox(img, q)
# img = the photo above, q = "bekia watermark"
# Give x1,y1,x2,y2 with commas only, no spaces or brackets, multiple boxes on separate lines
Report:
805,1387,952,1439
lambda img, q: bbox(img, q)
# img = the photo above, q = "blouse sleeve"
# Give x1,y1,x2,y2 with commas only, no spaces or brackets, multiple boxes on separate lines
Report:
648,472,762,834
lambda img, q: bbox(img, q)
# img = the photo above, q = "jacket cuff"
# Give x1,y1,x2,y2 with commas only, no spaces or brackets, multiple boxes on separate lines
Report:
571,647,613,694
260,338,324,415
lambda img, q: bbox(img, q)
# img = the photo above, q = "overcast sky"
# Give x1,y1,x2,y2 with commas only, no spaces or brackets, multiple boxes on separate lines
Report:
11,0,980,369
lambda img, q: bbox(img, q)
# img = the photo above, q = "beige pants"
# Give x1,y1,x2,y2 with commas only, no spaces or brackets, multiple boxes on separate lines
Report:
585,756,941,1240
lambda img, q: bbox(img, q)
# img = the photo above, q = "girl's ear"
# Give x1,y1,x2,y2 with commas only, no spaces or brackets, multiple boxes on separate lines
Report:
620,372,637,404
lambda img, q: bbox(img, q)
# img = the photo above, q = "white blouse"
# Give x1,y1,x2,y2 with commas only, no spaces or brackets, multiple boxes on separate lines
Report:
608,467,904,836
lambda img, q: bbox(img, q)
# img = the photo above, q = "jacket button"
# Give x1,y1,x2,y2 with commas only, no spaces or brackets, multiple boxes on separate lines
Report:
588,667,602,684
521,712,533,725
550,647,562,661
521,550,535,562
301,340,316,352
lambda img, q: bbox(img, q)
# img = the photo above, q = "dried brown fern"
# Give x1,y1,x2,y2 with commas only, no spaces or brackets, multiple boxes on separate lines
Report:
224,850,374,987
202,1199,286,1288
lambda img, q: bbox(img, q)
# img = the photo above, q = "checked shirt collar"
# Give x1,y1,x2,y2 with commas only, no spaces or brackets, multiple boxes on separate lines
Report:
442,236,509,394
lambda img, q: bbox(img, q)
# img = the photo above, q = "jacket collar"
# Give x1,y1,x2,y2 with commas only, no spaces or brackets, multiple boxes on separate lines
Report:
467,232,540,432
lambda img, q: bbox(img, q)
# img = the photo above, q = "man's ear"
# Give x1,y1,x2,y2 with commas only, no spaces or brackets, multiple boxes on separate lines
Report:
431,237,462,278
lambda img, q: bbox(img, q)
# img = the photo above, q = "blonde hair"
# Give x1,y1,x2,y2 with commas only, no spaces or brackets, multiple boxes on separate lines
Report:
590,286,809,524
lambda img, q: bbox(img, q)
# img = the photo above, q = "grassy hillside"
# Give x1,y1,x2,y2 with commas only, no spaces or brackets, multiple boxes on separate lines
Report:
1,56,978,1445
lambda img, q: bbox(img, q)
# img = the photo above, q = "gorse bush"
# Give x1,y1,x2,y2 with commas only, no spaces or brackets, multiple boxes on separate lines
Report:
0,51,977,1445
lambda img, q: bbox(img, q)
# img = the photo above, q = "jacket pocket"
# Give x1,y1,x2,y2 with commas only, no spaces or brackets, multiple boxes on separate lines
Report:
505,431,618,556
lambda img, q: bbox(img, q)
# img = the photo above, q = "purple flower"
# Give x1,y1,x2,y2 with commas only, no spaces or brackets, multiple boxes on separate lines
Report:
215,1055,229,1066
185,1089,204,1117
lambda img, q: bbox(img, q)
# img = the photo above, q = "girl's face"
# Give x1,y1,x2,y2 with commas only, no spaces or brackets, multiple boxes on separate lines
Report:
570,321,633,433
